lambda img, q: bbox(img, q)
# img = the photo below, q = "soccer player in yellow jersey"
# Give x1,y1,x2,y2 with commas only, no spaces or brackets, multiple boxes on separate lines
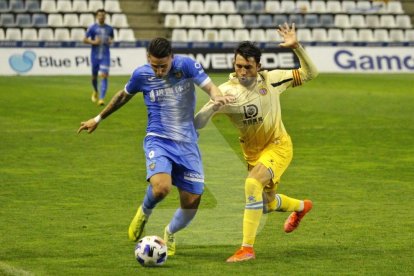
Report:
194,23,319,262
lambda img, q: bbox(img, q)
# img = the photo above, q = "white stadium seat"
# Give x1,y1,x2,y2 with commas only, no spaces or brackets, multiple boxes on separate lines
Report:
297,29,312,42
71,28,86,41
204,0,221,13
220,1,236,13
373,29,389,42
312,28,328,41
158,0,173,13
389,29,405,42
54,28,71,41
174,1,189,13
203,29,219,41
38,28,54,40
234,29,250,41
171,29,188,42
164,14,180,28
250,29,266,42
358,29,374,42
88,0,103,12
180,15,196,28
79,14,95,27
118,29,135,41
188,1,204,14
22,28,38,40
48,14,64,27
227,14,244,28
265,1,280,13
41,0,57,13
72,0,88,12
105,0,121,12
63,14,80,27
6,28,22,40
56,0,72,12
219,29,235,42
327,28,344,42
343,29,358,42
111,14,128,28
187,29,204,42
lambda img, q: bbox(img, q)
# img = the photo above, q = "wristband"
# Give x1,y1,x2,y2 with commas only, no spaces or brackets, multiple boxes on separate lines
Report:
94,115,102,123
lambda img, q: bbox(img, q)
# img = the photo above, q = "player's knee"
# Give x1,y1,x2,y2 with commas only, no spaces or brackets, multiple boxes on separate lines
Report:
151,182,171,199
100,73,108,78
244,177,264,202
181,195,201,209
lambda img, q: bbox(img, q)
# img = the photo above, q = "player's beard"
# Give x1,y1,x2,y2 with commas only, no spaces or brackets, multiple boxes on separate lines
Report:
239,76,256,87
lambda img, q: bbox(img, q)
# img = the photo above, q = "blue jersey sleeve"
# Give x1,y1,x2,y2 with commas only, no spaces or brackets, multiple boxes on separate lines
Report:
124,69,142,95
85,24,95,38
182,57,211,87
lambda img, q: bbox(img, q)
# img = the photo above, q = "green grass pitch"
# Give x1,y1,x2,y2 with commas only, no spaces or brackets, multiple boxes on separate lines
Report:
0,73,413,275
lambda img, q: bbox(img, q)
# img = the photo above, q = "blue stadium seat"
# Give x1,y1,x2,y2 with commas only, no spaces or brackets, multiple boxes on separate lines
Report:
32,13,48,27
15,14,32,27
9,0,26,12
257,15,274,28
273,14,288,26
236,1,251,14
26,0,40,12
288,14,304,28
0,0,9,12
243,15,259,28
304,14,320,28
0,14,15,27
320,14,334,28
250,1,265,13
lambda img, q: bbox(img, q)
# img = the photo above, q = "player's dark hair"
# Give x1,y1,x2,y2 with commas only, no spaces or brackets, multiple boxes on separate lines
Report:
147,37,172,58
95,9,106,16
234,41,261,64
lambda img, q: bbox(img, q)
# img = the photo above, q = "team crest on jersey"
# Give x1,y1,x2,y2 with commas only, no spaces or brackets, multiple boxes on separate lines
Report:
259,87,268,95
149,162,156,170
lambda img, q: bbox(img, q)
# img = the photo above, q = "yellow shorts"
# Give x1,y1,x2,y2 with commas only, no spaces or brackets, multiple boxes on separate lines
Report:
248,134,293,192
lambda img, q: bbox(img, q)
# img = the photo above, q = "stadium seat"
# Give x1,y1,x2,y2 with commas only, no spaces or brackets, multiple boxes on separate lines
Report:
350,15,366,28
258,15,274,28
373,29,389,42
312,28,328,42
365,15,380,28
386,1,403,14
405,29,414,41
274,14,288,27
70,28,85,40
320,14,334,28
296,0,310,13
203,29,218,41
25,0,40,12
327,28,344,42
0,0,9,13
48,14,63,27
56,0,72,12
288,14,304,28
395,15,412,28
356,1,371,13
0,28,4,40
188,1,203,14
234,29,250,41
31,13,47,27
243,15,259,28
304,14,320,28
111,14,129,28
265,1,280,13
389,29,405,42
187,29,204,42
104,0,121,13
180,15,196,28
380,15,396,28
311,1,326,13
171,29,187,42
41,0,57,13
88,0,103,12
158,0,173,13
227,14,244,29
5,28,22,40
220,1,236,14
38,28,54,40
341,1,357,13
9,0,26,12
326,1,342,13
211,15,228,28
164,14,180,28
79,14,94,27
54,28,71,41
236,1,251,13
358,29,374,42
72,0,88,12
204,0,220,13
297,29,312,42
118,29,135,41
15,14,32,27
0,14,15,27
174,0,189,13
251,1,265,13
343,29,358,42
63,14,80,27
266,28,279,42
22,28,38,40
280,1,296,13
250,29,266,42
196,15,212,28
335,15,351,28
219,29,235,42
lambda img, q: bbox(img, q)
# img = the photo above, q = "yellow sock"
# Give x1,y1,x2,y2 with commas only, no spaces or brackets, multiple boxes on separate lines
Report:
242,178,264,246
275,194,303,212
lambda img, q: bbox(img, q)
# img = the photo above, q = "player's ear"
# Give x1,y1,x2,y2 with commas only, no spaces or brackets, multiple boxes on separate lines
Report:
257,63,262,70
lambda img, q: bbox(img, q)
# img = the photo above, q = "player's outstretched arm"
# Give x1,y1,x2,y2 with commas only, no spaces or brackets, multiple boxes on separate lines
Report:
277,23,318,82
77,90,134,134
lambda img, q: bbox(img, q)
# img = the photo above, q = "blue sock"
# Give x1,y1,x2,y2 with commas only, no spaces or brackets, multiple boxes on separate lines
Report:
142,185,161,216
168,208,197,234
100,78,108,99
92,78,98,92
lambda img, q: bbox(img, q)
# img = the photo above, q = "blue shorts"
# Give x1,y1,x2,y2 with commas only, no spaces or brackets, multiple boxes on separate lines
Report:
143,135,205,195
91,56,110,75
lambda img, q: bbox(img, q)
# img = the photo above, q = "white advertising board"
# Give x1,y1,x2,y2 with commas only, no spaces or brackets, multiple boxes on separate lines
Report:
306,47,414,73
0,48,147,76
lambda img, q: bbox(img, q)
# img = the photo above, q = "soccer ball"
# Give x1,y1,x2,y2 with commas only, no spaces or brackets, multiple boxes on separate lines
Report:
134,235,168,267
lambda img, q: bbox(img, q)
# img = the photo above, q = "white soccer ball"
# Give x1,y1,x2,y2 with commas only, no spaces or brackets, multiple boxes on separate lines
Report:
134,235,168,267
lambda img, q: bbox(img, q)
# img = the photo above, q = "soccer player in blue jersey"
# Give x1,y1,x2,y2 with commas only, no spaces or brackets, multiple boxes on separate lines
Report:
78,37,234,256
83,9,114,106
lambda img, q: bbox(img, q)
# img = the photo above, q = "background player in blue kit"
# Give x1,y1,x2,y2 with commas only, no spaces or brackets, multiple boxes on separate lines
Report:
77,38,234,256
83,9,114,106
